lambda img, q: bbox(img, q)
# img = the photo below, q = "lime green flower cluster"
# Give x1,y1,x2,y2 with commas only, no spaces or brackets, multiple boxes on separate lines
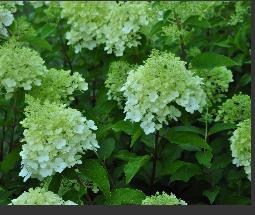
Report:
19,96,99,181
215,93,250,124
105,61,134,107
230,119,251,180
193,67,233,107
11,16,37,41
228,1,250,26
61,1,152,56
142,192,187,205
0,41,47,99
9,187,77,205
29,68,88,103
121,50,206,134
160,1,218,40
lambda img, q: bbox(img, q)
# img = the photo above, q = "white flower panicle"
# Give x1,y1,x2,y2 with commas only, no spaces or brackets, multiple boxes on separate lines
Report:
29,68,88,103
121,50,206,134
61,1,153,56
9,187,77,205
19,96,99,181
105,61,135,107
142,192,187,205
230,119,251,180
0,41,47,99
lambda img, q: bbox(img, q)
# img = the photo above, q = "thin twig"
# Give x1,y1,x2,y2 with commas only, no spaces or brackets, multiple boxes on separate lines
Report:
150,130,159,186
0,108,7,161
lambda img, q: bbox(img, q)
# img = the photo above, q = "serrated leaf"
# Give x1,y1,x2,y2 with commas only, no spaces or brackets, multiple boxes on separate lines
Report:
191,52,238,69
195,150,213,168
166,130,210,151
105,188,146,205
79,159,110,197
97,138,115,160
203,187,220,204
208,123,236,136
124,155,150,183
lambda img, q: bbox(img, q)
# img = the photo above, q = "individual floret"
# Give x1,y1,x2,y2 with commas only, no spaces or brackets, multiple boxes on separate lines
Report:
230,119,251,180
0,41,47,99
9,187,77,205
29,68,88,103
19,96,99,181
142,192,187,205
121,50,206,134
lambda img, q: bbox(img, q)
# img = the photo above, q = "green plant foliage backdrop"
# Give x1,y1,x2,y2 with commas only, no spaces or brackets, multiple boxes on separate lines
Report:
0,1,251,205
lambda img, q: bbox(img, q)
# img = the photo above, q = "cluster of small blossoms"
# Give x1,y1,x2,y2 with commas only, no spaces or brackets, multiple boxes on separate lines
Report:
19,96,99,181
230,119,251,180
29,68,88,103
0,41,47,99
0,5,14,37
9,187,77,205
61,1,153,56
142,192,187,205
121,50,206,134
105,61,135,107
228,1,250,26
29,1,51,8
215,93,250,124
193,67,233,107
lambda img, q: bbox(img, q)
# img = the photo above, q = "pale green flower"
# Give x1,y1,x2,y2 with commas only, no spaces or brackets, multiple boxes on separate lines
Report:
9,187,77,205
193,66,233,107
29,68,88,103
0,41,47,99
142,192,187,205
105,61,135,107
216,93,250,124
230,119,251,180
19,96,99,181
61,1,153,56
121,50,206,134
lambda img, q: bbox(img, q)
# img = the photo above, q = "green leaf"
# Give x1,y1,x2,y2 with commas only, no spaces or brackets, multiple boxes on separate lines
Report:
112,120,136,135
238,73,251,87
79,159,110,197
97,138,115,160
48,173,62,194
0,148,21,173
203,187,220,204
208,123,236,136
124,155,150,183
212,154,232,169
105,188,146,205
38,24,56,38
184,16,211,28
166,130,210,151
0,187,11,205
130,128,143,147
195,150,213,168
168,126,205,135
191,52,238,69
164,160,201,182
113,150,137,161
